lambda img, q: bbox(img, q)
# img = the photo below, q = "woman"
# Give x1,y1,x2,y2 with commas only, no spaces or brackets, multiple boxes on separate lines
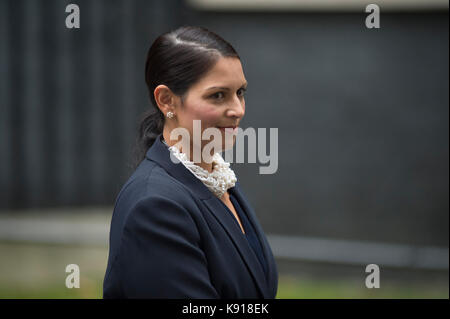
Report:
103,26,278,298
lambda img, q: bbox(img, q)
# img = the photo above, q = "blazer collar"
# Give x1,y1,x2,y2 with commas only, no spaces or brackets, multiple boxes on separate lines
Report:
145,133,214,200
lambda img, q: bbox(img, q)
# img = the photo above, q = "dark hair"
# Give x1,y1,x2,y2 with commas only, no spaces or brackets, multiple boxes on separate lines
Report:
131,25,240,168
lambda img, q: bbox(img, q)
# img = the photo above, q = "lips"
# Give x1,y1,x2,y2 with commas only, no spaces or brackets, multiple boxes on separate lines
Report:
217,126,238,134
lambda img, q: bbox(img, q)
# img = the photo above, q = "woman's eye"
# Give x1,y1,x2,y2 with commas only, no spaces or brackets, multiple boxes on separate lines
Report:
211,92,224,100
210,88,246,100
237,88,246,97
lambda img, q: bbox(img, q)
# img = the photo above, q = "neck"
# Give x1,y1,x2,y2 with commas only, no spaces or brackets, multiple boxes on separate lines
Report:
194,157,214,173
162,131,214,173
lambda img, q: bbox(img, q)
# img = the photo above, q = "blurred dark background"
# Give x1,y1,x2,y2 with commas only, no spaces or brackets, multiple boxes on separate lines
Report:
0,0,448,298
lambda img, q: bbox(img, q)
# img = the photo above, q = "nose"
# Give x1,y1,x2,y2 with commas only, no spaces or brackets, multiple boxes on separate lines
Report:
226,96,245,119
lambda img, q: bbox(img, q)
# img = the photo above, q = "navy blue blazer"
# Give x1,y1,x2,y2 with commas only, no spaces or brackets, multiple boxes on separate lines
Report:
103,134,278,298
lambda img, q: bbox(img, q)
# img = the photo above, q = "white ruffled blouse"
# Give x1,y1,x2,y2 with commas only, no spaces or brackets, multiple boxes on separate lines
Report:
161,137,237,198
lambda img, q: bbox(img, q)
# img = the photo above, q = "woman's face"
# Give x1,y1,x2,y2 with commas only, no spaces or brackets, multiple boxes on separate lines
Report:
174,56,247,154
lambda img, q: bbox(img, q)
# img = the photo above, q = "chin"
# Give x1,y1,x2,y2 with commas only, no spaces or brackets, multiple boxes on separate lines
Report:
221,135,236,152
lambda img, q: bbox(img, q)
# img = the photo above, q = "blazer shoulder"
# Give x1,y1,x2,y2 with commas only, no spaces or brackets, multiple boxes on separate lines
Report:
105,162,218,298
118,160,184,199
113,159,199,225
106,159,201,270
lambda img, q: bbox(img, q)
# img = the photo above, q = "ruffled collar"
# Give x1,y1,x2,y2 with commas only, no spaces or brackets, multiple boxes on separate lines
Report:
161,137,237,198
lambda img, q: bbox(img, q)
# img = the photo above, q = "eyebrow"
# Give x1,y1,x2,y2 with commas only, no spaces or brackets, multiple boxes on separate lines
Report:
205,82,248,91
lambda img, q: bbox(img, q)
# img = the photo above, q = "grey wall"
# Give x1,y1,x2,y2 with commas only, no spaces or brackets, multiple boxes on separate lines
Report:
0,0,187,208
188,11,449,246
0,1,448,247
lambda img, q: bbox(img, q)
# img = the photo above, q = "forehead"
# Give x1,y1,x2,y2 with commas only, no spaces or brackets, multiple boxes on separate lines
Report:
192,57,246,89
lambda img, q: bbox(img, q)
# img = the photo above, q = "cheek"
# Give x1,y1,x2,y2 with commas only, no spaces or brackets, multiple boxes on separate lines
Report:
192,105,221,127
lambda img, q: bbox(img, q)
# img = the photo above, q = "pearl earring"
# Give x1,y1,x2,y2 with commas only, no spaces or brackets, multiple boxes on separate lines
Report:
166,111,174,118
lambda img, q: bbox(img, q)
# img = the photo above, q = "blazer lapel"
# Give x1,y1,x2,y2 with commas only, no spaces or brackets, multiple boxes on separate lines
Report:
202,196,270,298
229,182,278,298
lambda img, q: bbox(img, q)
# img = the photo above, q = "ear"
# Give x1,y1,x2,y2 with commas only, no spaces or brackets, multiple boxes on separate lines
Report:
154,84,176,116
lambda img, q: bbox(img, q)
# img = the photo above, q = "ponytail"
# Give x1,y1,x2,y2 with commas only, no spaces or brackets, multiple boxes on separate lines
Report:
131,108,164,168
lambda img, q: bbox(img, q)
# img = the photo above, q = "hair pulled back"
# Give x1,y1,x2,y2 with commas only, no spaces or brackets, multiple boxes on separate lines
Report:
132,25,240,168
